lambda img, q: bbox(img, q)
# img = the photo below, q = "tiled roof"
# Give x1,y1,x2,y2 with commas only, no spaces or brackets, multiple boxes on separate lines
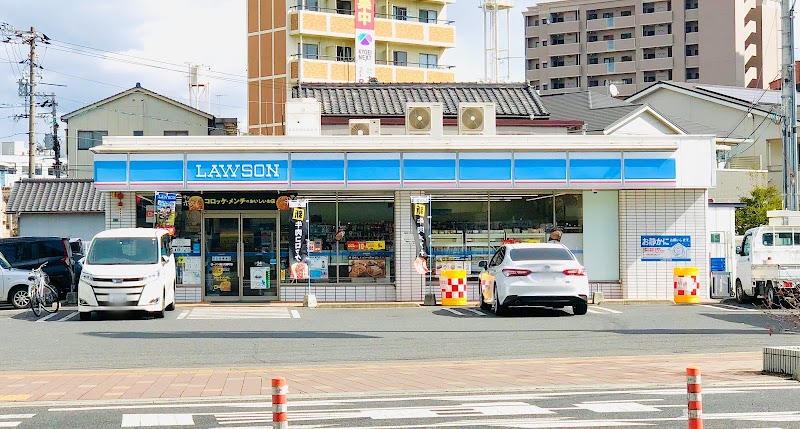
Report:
539,91,641,132
292,83,549,118
7,179,105,213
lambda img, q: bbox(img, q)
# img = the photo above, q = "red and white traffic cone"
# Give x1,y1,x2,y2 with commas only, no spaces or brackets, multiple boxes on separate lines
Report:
272,377,288,429
686,367,703,429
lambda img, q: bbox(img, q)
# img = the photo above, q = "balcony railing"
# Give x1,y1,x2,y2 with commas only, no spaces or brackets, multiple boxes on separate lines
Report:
289,5,455,24
289,54,455,70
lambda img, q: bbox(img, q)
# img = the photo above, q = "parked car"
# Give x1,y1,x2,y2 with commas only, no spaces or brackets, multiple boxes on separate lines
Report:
0,237,75,300
0,252,36,309
70,238,85,287
478,243,590,316
78,228,176,320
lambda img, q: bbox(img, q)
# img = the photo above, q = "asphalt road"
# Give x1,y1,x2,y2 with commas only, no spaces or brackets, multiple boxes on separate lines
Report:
2,381,800,428
1,301,799,371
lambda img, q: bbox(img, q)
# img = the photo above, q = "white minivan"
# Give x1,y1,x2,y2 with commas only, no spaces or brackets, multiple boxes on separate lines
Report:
78,228,176,320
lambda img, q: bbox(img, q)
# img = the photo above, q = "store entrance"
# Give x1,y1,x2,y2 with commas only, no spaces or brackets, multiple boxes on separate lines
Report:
204,212,279,301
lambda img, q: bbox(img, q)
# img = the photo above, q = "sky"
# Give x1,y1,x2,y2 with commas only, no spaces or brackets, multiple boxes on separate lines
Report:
0,0,794,143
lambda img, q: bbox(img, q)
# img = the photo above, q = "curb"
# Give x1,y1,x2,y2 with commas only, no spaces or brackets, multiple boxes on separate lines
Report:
315,302,421,308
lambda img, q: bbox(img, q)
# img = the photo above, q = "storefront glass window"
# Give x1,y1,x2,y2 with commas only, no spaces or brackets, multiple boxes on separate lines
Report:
338,200,394,284
429,197,489,278
280,202,336,283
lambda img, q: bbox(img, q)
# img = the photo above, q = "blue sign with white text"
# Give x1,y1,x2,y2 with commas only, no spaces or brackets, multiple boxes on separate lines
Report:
640,235,692,262
186,160,289,183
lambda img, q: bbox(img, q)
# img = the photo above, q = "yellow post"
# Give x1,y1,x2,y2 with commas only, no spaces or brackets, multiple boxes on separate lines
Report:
673,267,700,304
440,269,468,306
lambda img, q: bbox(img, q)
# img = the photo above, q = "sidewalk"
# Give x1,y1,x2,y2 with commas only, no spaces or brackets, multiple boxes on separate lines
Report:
0,352,771,403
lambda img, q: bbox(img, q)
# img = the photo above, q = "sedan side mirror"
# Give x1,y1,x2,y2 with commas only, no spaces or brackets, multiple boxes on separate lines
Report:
478,260,488,269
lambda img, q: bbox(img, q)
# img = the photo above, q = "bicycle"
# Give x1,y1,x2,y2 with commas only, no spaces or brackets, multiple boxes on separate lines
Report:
28,262,59,317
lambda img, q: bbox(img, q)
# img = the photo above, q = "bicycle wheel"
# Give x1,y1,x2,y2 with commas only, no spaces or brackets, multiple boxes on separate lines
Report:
30,288,42,317
40,285,60,314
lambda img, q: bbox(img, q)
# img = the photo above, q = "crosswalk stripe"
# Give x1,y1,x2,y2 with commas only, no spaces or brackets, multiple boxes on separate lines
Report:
58,312,78,322
586,308,602,314
0,415,35,420
291,310,301,318
35,312,59,322
176,310,189,320
184,307,295,320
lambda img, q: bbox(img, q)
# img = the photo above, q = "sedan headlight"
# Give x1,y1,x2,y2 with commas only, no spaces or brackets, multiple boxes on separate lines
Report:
143,272,159,283
80,272,94,282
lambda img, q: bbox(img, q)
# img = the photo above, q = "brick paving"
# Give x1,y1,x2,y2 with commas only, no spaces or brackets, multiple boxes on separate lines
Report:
0,351,771,403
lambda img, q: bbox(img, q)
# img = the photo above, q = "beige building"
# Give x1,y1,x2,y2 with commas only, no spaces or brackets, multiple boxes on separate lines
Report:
247,0,457,135
61,83,215,179
524,0,781,97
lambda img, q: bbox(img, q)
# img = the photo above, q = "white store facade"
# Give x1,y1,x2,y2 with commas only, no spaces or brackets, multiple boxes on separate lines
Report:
91,134,716,303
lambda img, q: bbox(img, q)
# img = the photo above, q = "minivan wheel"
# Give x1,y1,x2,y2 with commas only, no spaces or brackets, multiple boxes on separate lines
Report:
735,279,752,304
765,282,780,309
152,291,165,319
10,287,29,309
79,312,91,321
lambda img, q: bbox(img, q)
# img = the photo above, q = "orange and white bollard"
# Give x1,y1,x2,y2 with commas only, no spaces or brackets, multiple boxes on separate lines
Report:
686,367,703,429
272,377,288,429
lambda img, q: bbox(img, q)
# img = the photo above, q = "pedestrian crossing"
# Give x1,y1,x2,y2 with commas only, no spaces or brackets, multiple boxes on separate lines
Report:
182,307,301,320
0,414,35,428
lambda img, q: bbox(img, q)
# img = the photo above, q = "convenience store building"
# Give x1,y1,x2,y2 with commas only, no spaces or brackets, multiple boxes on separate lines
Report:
91,132,716,303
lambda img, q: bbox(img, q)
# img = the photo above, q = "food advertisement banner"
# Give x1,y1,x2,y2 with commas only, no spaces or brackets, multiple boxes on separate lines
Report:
411,197,430,274
354,0,375,82
288,203,309,279
182,192,294,211
349,257,386,279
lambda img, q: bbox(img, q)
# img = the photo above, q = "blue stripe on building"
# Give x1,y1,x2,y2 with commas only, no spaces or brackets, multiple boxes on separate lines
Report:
130,160,184,183
459,158,511,181
624,158,676,180
403,159,456,181
347,159,401,182
291,159,345,182
569,158,622,181
94,160,127,183
514,158,567,181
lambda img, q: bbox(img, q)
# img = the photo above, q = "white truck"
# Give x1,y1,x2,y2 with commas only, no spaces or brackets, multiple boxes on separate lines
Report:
735,210,800,308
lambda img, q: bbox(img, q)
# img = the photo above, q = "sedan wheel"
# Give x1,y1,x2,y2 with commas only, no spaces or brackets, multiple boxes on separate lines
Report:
479,288,491,310
11,288,29,309
492,285,507,317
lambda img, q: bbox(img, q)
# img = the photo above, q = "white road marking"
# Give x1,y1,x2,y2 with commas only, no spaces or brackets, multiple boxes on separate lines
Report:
0,423,23,428
35,312,59,322
176,311,189,320
442,308,463,316
58,312,78,322
0,414,34,428
121,413,194,427
185,307,293,320
586,308,602,314
291,309,301,318
700,304,759,312
576,402,662,413
590,306,622,314
462,308,487,316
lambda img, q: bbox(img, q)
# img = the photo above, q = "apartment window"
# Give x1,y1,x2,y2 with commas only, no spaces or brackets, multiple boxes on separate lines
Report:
621,10,632,16
542,62,548,68
133,130,143,136
685,0,698,9
643,50,656,59
419,53,438,69
686,68,700,79
588,56,599,64
643,26,656,37
336,46,353,62
336,0,352,14
392,6,407,20
551,78,565,89
588,79,599,87
587,11,598,20
685,21,698,33
527,60,536,70
588,34,598,42
77,130,108,150
644,74,657,83
535,63,540,69
299,0,318,10
419,9,437,23
302,43,319,59
603,57,615,64
542,40,548,46
551,56,565,67
527,38,539,48
543,84,549,90
393,50,407,66
685,44,699,56
622,78,633,84
621,55,633,62
643,2,655,13
551,34,565,45
550,13,564,23
163,131,189,136
534,19,539,26
542,17,549,24
603,34,614,41
621,32,632,39
602,12,613,18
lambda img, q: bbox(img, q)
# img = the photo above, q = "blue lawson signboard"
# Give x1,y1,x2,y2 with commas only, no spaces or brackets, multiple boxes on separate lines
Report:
640,235,691,262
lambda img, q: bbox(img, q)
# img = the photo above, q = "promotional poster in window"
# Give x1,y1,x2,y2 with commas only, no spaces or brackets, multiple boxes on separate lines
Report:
411,198,430,274
289,204,309,279
155,192,177,236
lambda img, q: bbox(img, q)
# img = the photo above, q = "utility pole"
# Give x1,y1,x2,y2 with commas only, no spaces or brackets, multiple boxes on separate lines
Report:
47,94,61,178
1,24,50,178
781,0,798,210
27,27,36,178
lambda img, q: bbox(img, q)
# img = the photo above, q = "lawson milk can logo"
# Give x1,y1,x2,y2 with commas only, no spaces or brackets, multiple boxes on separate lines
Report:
189,160,287,182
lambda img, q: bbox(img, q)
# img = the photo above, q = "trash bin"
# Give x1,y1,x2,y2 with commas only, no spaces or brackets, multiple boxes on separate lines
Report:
673,267,700,304
440,269,468,306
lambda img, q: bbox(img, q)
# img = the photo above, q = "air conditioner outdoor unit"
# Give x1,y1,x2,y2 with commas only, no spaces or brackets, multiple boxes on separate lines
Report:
405,103,443,136
349,119,381,136
458,102,497,135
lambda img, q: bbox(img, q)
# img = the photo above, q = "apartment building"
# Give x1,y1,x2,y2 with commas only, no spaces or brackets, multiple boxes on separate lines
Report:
247,0,457,135
524,0,781,97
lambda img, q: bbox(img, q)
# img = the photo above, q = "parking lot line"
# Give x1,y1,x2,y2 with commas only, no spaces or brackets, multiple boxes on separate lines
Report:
462,308,487,316
586,308,602,314
176,310,189,320
591,306,622,314
58,312,78,322
35,313,59,322
442,308,462,316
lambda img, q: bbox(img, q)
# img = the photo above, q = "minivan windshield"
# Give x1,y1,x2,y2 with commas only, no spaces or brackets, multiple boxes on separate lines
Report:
88,238,159,265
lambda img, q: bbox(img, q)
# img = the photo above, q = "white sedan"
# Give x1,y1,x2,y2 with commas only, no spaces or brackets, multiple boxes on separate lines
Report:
478,243,590,316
